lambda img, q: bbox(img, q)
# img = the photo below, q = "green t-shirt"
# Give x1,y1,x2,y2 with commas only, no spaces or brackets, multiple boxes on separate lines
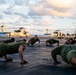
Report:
46,39,59,44
0,43,9,57
51,45,76,65
29,37,40,45
61,45,76,64
7,42,26,54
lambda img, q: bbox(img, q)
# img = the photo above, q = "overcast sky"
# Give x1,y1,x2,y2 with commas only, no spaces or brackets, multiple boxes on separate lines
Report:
0,0,76,35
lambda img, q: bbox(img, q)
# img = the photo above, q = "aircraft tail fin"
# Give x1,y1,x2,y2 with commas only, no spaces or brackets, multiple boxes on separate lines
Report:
1,25,6,32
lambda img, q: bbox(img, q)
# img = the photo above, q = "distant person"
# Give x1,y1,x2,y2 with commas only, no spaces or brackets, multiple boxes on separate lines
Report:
46,38,59,46
0,39,28,65
65,38,76,44
27,35,40,46
3,38,15,43
51,45,76,66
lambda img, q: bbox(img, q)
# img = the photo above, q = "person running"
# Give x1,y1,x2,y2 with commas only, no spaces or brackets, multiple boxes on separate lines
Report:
46,38,59,46
27,35,40,46
0,39,28,65
51,44,76,66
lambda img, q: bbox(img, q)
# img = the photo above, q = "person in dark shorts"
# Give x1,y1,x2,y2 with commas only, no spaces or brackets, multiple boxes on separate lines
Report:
51,45,76,66
27,35,40,46
0,39,28,65
46,38,59,46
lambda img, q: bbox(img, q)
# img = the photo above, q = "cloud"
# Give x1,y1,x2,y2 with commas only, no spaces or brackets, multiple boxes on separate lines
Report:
31,17,53,29
41,17,53,25
14,0,26,5
1,4,14,15
14,12,28,18
28,0,76,17
9,0,30,6
0,0,6,4
0,0,30,6
0,0,75,34
29,16,40,19
3,11,12,15
0,15,3,19
46,0,75,9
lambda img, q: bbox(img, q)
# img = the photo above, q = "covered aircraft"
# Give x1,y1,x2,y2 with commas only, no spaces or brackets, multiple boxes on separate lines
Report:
0,25,30,37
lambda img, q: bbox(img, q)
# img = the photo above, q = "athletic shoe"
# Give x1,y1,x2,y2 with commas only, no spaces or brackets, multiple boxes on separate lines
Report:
53,61,61,65
21,60,28,65
5,58,13,62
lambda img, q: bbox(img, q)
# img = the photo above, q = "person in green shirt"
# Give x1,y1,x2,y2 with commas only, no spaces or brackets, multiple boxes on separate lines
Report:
46,38,59,46
0,38,15,43
65,38,76,44
0,39,28,65
51,45,76,66
3,38,15,43
27,35,40,46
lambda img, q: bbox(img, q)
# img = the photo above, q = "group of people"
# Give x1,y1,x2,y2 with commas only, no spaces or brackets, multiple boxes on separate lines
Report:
27,35,60,47
0,35,59,65
27,36,76,66
0,35,76,66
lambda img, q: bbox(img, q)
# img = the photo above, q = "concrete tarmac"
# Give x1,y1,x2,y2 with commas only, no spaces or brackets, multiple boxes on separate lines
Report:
0,38,76,75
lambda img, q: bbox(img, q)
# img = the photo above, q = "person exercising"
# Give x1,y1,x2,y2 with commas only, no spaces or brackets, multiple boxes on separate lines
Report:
51,44,76,66
0,39,28,65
